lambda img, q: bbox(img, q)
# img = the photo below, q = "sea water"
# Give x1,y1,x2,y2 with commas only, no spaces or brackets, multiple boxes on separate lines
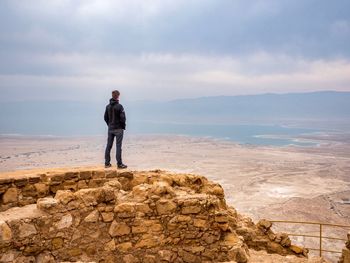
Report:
0,121,320,147
128,121,320,146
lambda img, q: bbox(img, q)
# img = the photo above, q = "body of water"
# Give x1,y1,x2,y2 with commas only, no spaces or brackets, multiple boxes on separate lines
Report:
128,122,320,146
0,121,321,147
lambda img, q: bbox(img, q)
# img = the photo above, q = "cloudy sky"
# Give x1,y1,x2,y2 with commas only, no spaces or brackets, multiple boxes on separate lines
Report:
0,0,350,101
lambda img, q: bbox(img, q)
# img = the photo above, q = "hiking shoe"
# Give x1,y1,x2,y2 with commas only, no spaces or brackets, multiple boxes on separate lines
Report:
118,164,128,169
105,163,112,168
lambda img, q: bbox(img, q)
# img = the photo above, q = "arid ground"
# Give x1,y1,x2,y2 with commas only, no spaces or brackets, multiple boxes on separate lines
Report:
1,133,349,260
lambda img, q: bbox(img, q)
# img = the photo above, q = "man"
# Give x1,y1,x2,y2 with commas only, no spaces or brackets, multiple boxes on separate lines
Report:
104,90,127,169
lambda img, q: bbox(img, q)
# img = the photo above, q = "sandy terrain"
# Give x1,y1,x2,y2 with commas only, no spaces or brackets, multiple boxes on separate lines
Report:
0,133,349,260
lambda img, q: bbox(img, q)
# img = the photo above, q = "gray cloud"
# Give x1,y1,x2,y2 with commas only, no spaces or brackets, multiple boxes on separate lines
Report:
1,0,349,56
1,52,349,101
0,0,349,101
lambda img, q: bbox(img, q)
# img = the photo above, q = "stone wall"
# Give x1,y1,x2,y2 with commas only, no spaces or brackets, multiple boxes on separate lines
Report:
0,168,307,263
0,168,125,211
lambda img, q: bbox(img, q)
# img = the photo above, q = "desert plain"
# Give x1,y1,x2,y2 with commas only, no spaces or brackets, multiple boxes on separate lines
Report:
0,133,349,260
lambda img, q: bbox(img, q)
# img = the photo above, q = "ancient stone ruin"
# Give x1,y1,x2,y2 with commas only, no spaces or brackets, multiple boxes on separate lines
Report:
0,168,315,262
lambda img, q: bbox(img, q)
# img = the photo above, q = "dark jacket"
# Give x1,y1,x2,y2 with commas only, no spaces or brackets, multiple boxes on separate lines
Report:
104,98,126,130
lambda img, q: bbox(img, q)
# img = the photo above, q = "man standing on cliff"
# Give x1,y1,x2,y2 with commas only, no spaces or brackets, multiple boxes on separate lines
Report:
104,90,127,169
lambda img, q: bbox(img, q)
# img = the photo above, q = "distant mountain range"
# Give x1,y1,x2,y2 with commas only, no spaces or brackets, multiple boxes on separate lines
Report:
127,91,350,122
1,91,349,135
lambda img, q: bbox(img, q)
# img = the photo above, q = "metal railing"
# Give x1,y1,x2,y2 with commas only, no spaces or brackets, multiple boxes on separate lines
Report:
270,220,350,257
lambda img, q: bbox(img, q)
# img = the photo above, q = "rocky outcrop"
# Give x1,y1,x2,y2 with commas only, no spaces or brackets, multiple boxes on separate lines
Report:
0,168,307,262
338,232,350,263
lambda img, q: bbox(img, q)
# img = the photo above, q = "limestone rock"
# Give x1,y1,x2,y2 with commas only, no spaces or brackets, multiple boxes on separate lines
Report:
55,190,75,204
178,249,199,263
36,252,55,263
280,234,292,247
101,212,114,222
84,210,99,223
21,184,37,198
37,197,60,212
123,254,139,263
135,233,159,248
67,247,82,257
143,255,156,263
114,202,136,218
130,173,148,187
0,251,16,262
13,255,36,263
19,223,37,238
215,211,229,223
102,186,115,202
228,246,249,263
55,213,73,229
193,218,208,229
156,199,177,215
223,233,242,246
340,248,350,263
76,188,104,206
158,250,176,261
202,183,225,197
2,187,18,204
132,184,151,201
257,219,272,231
172,174,189,186
132,225,148,234
77,180,88,189
105,239,116,251
34,183,49,196
116,241,132,252
150,181,175,197
290,245,304,254
108,221,130,237
181,205,201,214
135,203,151,214
176,215,192,222
0,220,12,241
184,246,205,254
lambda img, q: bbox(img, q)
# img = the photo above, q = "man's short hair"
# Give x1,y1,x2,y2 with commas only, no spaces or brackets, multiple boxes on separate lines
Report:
112,90,120,98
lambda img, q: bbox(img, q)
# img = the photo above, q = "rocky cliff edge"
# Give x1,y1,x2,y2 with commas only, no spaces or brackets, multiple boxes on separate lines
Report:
0,167,331,262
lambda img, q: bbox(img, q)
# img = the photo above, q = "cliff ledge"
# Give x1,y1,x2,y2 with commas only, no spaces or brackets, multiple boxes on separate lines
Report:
0,167,333,263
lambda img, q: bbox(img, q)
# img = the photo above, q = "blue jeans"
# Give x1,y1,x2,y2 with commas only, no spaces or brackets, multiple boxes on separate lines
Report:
105,129,124,165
